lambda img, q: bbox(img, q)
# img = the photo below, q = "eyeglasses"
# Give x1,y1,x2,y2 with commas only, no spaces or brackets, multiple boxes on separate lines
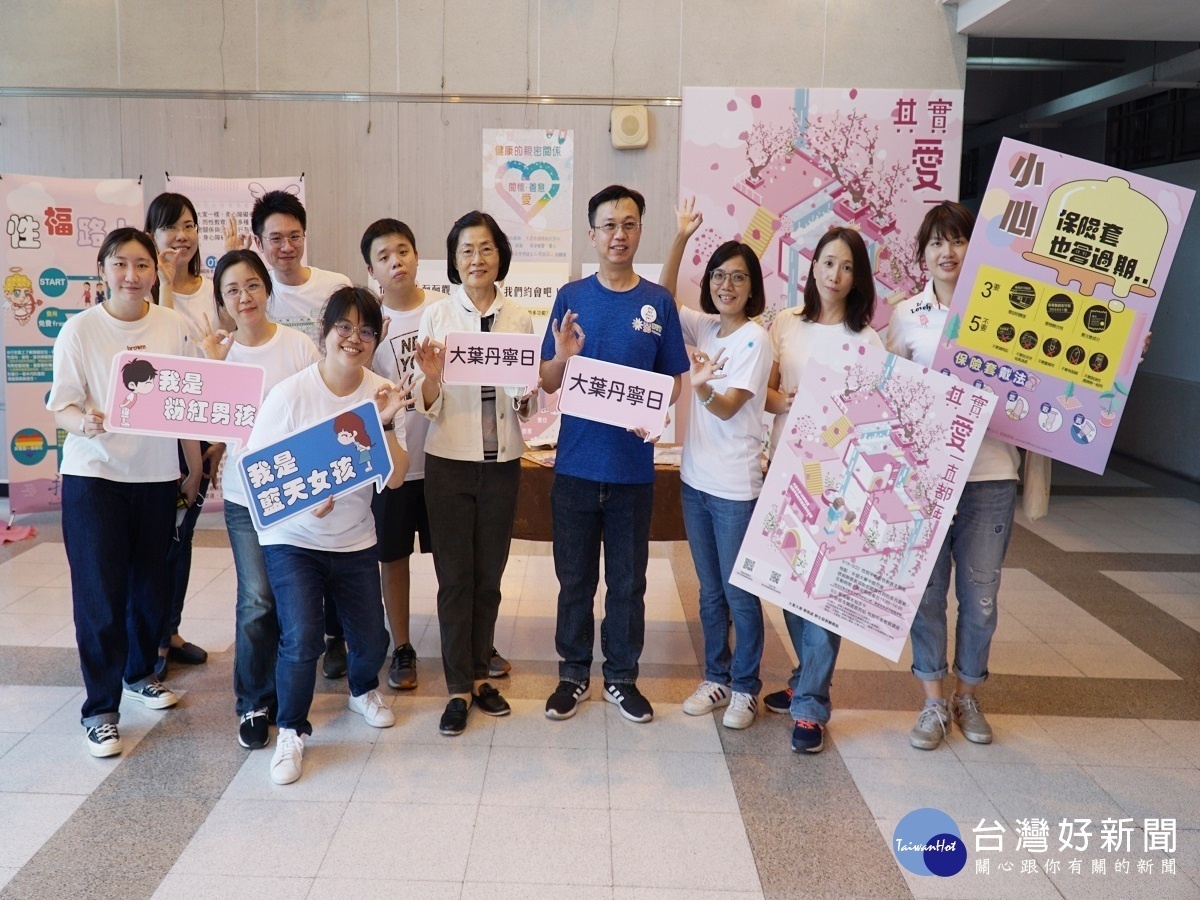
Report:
456,245,498,261
159,223,197,236
333,320,378,342
593,221,642,236
709,270,750,287
265,233,305,249
221,281,266,301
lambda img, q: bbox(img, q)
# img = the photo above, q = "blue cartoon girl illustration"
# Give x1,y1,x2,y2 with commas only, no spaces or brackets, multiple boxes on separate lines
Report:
120,357,157,427
334,409,373,473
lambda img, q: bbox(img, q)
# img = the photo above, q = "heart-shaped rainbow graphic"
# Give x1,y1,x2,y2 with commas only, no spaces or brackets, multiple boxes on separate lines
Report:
494,160,560,224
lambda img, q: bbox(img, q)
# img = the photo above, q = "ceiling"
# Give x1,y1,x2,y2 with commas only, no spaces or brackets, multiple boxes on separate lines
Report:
948,0,1200,42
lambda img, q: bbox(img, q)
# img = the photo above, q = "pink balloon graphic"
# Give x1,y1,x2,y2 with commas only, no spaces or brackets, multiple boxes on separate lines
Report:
710,163,719,170
726,204,736,216
849,89,858,99
727,100,738,111
750,94,761,108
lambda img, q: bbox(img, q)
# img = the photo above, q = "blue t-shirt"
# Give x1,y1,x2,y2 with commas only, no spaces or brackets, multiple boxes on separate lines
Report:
541,274,689,484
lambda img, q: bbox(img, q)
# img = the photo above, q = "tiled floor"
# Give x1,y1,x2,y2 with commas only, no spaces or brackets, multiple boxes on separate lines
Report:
1,468,1198,899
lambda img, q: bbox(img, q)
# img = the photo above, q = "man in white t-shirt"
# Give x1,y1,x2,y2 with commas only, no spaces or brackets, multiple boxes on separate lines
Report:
249,189,353,677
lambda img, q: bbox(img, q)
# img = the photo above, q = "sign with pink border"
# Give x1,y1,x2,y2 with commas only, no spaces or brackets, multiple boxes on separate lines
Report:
102,351,265,448
441,331,541,390
557,356,673,438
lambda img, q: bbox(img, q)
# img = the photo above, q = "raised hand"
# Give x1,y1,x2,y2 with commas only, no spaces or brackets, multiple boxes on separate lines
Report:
197,312,233,360
689,347,728,391
551,309,586,360
375,375,413,425
224,214,252,251
414,337,445,384
674,196,703,241
158,247,179,287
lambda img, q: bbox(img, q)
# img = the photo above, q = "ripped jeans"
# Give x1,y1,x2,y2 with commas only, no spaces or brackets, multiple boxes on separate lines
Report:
910,479,1018,685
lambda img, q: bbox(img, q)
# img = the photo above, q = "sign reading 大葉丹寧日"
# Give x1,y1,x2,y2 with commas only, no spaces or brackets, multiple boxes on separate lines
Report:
556,356,673,439
441,331,541,391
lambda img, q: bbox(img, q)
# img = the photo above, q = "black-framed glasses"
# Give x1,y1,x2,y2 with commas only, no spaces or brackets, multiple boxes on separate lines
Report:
333,320,378,342
709,270,750,287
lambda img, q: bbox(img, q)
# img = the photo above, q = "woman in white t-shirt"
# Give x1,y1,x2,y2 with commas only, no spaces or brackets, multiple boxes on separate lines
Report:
47,228,201,759
660,199,772,730
145,192,225,680
195,250,319,751
762,227,883,755
245,287,409,785
885,201,1021,752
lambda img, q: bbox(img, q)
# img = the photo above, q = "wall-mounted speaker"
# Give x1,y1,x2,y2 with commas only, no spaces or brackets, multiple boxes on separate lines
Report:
611,105,649,150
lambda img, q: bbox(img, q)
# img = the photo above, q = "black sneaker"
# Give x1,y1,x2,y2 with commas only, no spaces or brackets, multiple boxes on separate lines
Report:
487,647,511,678
791,719,825,754
472,683,511,717
604,682,653,723
545,679,590,720
322,636,347,679
439,697,471,736
238,708,270,749
388,643,418,690
763,687,793,715
122,680,179,709
85,723,122,758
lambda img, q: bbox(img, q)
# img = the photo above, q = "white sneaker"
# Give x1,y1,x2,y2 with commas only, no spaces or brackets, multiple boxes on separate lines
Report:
349,689,395,728
270,728,304,784
682,681,731,716
722,692,758,730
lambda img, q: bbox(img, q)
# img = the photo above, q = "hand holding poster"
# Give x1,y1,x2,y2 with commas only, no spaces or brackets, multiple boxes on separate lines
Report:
102,352,265,448
731,342,996,661
930,138,1194,473
441,331,541,391
557,356,673,440
238,400,392,530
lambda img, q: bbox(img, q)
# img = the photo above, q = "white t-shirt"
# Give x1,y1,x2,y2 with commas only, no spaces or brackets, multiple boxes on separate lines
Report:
267,267,352,340
768,310,884,458
220,324,321,507
371,291,447,481
886,282,1020,482
245,365,404,552
679,306,772,500
47,303,193,482
169,274,217,347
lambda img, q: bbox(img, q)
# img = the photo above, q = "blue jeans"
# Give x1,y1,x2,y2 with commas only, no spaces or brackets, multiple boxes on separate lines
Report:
225,501,277,716
552,473,653,685
61,475,176,727
680,483,764,695
161,442,210,649
262,544,389,736
911,479,1018,685
784,611,841,725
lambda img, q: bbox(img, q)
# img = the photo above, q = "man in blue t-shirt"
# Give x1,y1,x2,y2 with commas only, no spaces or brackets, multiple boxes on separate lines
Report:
539,185,690,724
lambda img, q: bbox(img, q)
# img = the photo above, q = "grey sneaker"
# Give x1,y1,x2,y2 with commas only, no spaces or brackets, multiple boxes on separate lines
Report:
952,693,993,744
909,701,950,750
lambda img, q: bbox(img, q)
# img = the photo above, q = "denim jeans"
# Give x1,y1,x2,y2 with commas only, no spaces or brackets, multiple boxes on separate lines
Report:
680,483,764,695
262,544,389,736
424,455,521,694
61,475,177,727
161,442,210,649
911,479,1018,685
225,500,277,716
551,473,654,685
784,611,841,725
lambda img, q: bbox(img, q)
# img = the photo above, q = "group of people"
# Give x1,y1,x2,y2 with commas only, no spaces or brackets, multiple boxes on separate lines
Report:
50,180,1017,785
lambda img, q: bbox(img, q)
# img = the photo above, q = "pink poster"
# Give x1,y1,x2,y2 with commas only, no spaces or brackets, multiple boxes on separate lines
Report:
731,342,995,661
557,356,673,439
102,351,265,448
931,139,1194,473
679,87,963,331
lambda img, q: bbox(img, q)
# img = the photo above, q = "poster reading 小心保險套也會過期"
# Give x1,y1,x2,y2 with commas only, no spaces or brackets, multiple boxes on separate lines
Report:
930,138,1194,474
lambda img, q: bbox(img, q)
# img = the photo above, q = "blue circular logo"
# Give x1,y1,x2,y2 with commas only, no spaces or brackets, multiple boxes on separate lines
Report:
39,268,69,298
205,254,218,270
892,808,966,877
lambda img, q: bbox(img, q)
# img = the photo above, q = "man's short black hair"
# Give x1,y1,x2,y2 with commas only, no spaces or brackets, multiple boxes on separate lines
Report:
587,184,645,227
360,218,418,267
251,191,307,239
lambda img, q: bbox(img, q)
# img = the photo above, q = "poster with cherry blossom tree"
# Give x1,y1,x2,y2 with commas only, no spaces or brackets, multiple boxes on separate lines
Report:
679,87,963,332
730,341,995,661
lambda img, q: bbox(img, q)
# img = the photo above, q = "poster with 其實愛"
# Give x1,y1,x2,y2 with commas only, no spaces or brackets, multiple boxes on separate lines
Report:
679,87,963,332
2,174,144,514
730,341,995,662
930,138,1194,474
482,129,573,264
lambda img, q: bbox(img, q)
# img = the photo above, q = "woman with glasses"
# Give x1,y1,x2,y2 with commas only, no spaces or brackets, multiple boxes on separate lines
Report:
413,211,537,736
243,286,410,784
661,199,772,730
194,250,319,751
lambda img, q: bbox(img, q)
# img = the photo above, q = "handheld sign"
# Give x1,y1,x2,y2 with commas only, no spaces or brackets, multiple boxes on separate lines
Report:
441,330,541,390
102,351,265,449
237,400,392,530
557,356,673,438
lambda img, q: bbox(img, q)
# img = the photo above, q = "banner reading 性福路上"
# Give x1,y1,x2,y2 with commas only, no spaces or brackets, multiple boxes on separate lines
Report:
482,129,573,263
2,174,144,513
731,342,995,662
930,138,1194,474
